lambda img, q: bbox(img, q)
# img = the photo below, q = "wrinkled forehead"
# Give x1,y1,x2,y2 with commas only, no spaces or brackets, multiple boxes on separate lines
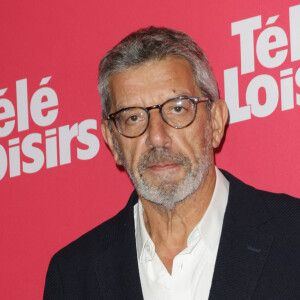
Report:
108,56,199,111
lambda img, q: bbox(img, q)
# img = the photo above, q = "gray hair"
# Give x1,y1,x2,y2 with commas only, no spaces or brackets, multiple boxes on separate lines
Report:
98,26,219,119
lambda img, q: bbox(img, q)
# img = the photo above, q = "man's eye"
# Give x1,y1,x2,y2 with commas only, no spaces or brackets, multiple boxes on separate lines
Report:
126,115,141,123
172,106,185,113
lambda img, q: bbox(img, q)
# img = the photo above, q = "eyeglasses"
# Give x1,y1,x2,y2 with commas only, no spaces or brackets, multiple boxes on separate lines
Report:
107,96,209,138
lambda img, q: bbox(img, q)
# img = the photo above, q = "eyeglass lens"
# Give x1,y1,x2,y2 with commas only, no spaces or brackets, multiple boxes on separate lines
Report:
114,98,196,137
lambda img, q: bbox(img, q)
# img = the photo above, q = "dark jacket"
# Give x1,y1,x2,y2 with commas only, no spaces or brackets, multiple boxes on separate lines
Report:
43,170,300,299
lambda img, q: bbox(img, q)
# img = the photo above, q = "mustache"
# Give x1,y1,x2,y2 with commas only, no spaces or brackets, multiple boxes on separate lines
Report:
137,147,191,172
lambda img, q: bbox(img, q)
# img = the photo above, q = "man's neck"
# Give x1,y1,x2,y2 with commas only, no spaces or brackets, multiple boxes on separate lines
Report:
139,165,216,273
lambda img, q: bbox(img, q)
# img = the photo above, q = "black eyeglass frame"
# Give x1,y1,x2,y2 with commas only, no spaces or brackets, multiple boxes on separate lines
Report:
107,96,209,138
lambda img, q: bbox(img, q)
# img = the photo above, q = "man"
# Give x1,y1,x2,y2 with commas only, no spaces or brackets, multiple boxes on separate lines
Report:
44,27,300,299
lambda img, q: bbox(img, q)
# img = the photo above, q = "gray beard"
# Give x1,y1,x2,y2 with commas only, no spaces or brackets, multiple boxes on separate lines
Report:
112,124,212,211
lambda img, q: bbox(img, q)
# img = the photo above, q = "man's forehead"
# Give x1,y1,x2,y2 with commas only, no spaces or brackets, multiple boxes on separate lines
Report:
108,56,198,109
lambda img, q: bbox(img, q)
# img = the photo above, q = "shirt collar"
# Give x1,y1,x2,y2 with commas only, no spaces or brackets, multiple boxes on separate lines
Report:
135,198,155,263
134,166,229,262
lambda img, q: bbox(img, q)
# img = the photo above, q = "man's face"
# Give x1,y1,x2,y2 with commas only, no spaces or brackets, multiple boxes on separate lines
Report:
102,56,220,210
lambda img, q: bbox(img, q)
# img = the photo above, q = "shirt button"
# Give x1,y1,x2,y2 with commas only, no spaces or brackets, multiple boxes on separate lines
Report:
146,244,150,252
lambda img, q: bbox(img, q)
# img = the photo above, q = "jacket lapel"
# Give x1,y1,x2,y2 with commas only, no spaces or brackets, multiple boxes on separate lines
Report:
94,191,144,300
209,171,274,300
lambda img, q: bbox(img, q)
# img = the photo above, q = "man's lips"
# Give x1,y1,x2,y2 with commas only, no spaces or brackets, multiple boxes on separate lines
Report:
147,163,180,171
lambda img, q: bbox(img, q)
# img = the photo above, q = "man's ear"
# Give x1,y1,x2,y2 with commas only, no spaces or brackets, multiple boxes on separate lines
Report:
100,120,123,165
210,99,229,149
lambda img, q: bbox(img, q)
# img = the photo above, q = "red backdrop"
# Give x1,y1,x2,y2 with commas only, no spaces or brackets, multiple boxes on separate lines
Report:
1,0,300,299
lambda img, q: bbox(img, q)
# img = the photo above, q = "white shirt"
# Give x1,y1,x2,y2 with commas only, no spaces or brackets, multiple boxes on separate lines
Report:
133,167,229,300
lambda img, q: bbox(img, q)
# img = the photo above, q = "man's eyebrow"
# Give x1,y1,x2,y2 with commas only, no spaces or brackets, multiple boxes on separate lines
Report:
115,105,127,111
114,93,194,111
176,93,191,97
166,93,193,100
114,103,138,111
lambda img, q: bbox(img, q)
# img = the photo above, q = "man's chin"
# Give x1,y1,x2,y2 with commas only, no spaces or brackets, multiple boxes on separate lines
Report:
139,168,186,184
138,177,184,191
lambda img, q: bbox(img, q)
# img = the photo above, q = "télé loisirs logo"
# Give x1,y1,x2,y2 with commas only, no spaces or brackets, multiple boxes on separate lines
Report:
0,76,100,180
224,4,300,124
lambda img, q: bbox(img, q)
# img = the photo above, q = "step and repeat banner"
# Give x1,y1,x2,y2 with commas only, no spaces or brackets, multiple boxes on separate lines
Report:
1,0,299,299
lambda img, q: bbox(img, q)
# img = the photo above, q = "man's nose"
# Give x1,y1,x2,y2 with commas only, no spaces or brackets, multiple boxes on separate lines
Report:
145,110,172,149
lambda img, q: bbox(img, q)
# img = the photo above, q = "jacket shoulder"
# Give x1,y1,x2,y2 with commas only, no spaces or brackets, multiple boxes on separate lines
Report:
43,191,138,299
49,190,138,265
221,168,299,204
221,169,300,232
